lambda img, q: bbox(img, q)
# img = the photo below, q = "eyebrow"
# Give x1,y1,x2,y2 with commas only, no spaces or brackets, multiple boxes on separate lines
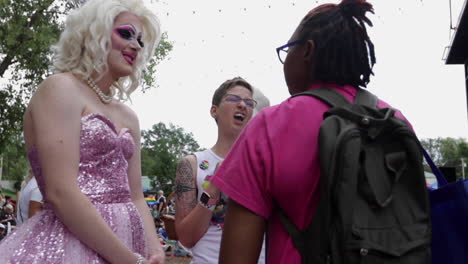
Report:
226,94,253,99
115,25,142,37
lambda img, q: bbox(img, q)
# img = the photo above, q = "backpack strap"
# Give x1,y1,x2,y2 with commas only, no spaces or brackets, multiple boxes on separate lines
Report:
276,206,306,254
354,88,378,107
292,87,351,108
275,201,325,264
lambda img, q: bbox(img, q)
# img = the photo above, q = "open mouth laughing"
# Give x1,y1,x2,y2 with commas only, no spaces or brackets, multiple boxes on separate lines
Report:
234,113,246,122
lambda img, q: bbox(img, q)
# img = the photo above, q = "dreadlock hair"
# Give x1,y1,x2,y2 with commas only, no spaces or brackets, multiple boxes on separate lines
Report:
299,0,376,88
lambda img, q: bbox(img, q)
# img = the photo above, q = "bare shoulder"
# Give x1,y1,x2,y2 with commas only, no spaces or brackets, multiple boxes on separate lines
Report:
30,73,83,110
184,154,197,164
36,73,81,94
178,155,197,174
25,73,84,150
175,155,197,184
114,102,139,130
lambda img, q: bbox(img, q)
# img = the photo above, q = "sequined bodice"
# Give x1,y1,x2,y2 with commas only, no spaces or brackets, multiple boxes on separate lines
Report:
28,113,135,205
0,114,147,263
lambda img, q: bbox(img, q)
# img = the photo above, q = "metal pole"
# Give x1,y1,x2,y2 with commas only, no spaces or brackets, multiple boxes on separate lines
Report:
0,155,3,182
465,62,468,122
462,158,466,180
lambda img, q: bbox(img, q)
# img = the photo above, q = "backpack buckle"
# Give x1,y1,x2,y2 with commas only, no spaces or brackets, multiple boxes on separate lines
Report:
360,248,369,256
361,116,370,126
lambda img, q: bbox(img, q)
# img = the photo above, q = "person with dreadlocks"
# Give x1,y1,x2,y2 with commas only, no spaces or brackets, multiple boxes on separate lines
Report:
211,0,411,263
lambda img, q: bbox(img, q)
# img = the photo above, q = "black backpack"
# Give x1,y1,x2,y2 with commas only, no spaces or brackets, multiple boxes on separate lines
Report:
276,87,431,264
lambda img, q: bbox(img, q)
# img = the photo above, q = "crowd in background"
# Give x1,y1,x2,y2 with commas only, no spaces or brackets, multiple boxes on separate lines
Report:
0,174,44,241
1,186,190,258
0,192,16,240
145,190,192,258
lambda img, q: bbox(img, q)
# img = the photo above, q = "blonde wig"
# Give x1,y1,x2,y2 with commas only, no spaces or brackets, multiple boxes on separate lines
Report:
51,0,161,100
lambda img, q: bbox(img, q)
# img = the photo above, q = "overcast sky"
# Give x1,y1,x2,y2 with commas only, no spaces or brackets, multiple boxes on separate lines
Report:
130,0,468,149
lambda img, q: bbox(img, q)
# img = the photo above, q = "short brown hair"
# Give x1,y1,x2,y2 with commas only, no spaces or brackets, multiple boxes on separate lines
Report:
212,77,253,106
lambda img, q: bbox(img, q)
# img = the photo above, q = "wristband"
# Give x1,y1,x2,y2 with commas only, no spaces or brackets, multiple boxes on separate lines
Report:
200,191,216,211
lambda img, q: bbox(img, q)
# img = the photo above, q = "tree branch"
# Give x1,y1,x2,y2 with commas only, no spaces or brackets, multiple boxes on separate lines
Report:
0,0,55,77
0,54,14,77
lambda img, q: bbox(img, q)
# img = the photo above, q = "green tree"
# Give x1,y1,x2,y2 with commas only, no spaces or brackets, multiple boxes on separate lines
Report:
141,123,202,194
1,134,28,191
0,0,61,86
0,0,173,155
421,138,443,165
0,0,61,154
0,85,25,154
421,137,468,178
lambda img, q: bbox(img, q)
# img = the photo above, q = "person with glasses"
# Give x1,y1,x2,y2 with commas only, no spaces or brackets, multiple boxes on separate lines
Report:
174,77,266,264
211,1,411,263
0,0,165,263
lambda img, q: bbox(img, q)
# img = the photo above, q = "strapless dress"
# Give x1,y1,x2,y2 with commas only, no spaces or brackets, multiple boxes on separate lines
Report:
0,113,147,263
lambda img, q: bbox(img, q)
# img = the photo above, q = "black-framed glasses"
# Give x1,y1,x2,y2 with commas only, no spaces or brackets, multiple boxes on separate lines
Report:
223,94,257,108
276,40,304,64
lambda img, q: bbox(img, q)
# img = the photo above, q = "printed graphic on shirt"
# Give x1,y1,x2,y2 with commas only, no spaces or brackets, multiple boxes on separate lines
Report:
202,179,211,189
199,160,209,170
211,192,228,228
203,175,228,228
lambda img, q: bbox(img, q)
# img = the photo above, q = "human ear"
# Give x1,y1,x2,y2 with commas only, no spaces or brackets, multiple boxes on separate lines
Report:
304,39,315,62
210,105,218,119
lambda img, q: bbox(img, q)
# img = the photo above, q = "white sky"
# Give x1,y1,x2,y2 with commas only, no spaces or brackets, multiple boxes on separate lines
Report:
131,0,468,149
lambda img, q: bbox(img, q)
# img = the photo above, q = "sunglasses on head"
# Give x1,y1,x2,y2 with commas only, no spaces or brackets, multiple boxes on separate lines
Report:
114,26,144,48
223,94,257,108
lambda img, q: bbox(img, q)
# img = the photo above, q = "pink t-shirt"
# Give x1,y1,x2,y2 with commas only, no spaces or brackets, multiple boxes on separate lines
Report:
211,83,408,264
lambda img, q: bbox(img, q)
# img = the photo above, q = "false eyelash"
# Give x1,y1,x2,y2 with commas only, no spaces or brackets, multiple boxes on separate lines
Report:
116,28,133,39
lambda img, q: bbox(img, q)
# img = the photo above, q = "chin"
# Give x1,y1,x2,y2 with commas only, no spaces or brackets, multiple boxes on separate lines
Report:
237,124,248,132
108,61,134,79
112,69,133,79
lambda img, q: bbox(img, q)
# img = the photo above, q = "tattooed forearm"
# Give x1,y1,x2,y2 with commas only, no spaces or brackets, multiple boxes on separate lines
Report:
175,158,195,198
186,196,198,209
175,157,197,209
174,184,194,195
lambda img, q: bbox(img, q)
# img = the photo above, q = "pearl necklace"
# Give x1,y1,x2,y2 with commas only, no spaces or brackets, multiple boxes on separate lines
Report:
86,77,113,104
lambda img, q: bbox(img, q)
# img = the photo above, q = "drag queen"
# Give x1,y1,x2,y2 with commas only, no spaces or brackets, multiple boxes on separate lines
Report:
0,0,164,263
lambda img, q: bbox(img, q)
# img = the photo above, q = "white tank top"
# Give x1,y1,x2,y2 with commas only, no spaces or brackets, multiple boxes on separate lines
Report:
16,178,43,225
190,149,265,264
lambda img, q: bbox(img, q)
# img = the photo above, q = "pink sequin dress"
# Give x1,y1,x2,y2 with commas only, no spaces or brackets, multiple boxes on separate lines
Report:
0,113,147,263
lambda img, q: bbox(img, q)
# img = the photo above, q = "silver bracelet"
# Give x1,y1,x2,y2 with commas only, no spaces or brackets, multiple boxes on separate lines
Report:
134,253,145,264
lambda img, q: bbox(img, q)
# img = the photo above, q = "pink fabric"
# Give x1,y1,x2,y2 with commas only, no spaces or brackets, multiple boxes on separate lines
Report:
0,113,146,263
211,83,409,264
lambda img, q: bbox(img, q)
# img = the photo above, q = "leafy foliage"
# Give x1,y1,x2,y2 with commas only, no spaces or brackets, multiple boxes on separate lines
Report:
141,123,202,194
0,85,25,154
1,134,28,191
142,32,173,93
421,137,468,178
0,0,61,88
0,0,173,155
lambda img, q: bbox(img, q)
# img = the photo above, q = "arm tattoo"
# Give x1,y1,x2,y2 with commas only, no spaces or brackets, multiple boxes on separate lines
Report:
175,157,197,209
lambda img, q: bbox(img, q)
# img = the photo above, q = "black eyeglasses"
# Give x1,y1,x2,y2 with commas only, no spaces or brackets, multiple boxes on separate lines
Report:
276,40,304,64
223,94,257,108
